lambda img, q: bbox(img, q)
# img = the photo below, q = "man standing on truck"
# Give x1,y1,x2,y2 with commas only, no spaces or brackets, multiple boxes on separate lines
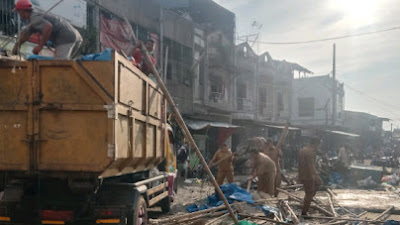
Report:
264,138,283,197
298,137,322,216
130,39,157,76
11,0,83,59
209,144,234,185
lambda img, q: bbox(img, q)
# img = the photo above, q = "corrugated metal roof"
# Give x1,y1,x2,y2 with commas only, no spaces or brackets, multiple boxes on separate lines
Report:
184,118,240,130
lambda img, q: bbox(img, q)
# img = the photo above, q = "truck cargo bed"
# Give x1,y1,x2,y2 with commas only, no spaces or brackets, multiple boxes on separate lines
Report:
0,51,166,179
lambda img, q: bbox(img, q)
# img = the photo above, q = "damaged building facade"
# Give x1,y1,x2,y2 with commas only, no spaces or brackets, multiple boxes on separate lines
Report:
231,42,312,153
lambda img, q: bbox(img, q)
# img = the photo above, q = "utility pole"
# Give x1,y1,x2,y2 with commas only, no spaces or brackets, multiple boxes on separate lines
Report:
332,43,336,126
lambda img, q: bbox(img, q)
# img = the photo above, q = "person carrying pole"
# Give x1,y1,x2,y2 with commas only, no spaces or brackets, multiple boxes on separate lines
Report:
209,144,234,185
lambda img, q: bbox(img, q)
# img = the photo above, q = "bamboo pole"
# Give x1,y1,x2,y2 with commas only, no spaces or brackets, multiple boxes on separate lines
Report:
275,123,290,150
205,212,230,225
302,215,386,224
277,188,334,217
327,193,338,217
238,214,289,225
283,201,300,224
374,205,394,221
327,188,337,196
281,184,303,190
122,17,239,225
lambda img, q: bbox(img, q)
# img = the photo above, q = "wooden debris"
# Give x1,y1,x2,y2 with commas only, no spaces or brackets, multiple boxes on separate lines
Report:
303,215,386,224
151,204,227,224
281,184,303,190
283,201,300,224
326,192,338,217
163,211,226,225
333,203,358,217
277,200,288,220
357,211,368,218
238,213,289,225
205,212,230,225
277,188,334,217
327,188,338,197
246,179,252,192
374,205,394,221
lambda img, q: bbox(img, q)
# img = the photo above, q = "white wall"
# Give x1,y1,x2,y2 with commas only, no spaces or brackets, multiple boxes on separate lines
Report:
291,76,344,126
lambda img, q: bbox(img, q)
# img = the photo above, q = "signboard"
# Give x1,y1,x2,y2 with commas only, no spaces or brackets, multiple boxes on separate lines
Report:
28,0,87,28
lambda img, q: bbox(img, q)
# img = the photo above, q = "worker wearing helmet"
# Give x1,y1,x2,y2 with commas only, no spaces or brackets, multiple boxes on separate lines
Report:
12,0,83,59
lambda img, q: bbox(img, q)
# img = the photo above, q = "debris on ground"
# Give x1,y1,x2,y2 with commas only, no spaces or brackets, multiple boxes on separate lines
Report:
149,180,400,225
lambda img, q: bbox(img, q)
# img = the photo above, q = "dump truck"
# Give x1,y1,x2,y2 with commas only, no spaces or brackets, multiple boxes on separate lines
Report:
0,51,175,225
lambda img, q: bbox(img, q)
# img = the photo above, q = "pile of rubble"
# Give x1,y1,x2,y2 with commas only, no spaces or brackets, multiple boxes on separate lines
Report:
149,182,399,225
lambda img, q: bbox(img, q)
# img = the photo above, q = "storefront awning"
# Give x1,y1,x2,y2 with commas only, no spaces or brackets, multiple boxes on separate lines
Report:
184,118,240,130
264,124,300,131
325,130,360,137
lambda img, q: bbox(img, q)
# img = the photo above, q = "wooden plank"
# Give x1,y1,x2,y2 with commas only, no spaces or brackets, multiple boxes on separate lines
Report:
238,214,289,225
303,215,386,224
148,191,168,207
134,175,166,187
327,193,338,217
281,184,303,189
277,188,334,217
147,182,167,196
72,62,114,103
205,213,229,225
283,201,299,224
374,205,394,221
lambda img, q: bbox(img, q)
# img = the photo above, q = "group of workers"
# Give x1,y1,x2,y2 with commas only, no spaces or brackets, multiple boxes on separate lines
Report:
10,0,156,75
209,136,322,216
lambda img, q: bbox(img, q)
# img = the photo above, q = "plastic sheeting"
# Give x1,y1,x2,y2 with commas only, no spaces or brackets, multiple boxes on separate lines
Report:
186,183,254,213
184,118,240,130
26,55,54,60
81,48,112,61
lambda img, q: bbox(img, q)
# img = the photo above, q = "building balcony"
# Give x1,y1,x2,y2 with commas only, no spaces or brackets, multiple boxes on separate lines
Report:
232,98,255,120
206,92,231,110
257,103,274,121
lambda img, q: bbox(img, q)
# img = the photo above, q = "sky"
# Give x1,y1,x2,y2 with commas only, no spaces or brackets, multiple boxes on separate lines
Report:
214,0,400,130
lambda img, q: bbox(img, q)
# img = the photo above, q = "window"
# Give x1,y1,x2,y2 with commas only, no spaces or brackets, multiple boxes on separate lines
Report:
298,97,315,117
199,63,204,85
167,63,172,80
237,82,247,98
277,93,284,112
259,87,267,114
210,76,223,94
264,55,268,63
243,46,248,58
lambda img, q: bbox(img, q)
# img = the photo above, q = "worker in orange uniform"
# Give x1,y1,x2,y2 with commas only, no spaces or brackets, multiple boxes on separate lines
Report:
208,144,234,185
248,147,276,196
264,138,283,196
298,137,322,216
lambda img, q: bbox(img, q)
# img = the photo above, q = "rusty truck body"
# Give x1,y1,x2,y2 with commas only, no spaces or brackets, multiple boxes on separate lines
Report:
0,51,173,225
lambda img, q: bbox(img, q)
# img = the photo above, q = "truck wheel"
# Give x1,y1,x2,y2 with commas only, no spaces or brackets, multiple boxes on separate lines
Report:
160,196,171,213
133,196,147,225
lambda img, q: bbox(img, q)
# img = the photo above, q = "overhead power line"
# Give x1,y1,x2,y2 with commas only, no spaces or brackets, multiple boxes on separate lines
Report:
237,26,400,45
342,83,400,121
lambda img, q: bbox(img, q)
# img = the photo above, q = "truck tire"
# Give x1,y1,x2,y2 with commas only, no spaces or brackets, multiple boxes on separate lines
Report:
133,196,147,225
160,196,171,213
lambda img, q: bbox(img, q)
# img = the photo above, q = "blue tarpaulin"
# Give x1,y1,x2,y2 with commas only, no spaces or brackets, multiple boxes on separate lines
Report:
81,48,112,61
385,220,400,225
26,55,54,60
186,183,254,212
